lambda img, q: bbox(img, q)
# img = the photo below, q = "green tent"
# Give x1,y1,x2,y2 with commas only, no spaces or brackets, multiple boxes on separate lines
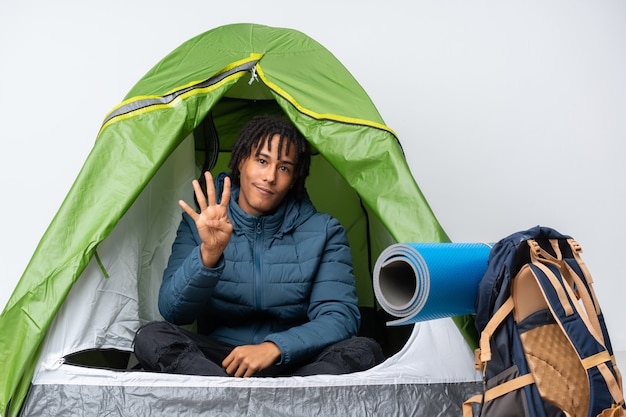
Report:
0,24,479,417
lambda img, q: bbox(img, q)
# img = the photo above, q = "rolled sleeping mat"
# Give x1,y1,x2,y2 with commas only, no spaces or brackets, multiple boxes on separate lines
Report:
373,242,492,325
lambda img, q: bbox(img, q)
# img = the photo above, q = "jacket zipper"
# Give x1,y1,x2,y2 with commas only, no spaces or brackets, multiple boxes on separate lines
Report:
254,218,263,309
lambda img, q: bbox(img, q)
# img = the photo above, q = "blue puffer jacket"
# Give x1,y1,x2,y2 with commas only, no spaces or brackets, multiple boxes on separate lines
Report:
158,174,360,365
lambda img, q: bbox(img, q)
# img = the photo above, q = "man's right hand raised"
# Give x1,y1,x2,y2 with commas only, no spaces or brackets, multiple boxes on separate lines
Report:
178,171,233,268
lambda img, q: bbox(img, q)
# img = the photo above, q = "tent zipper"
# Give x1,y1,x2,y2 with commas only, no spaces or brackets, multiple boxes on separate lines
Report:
101,58,260,129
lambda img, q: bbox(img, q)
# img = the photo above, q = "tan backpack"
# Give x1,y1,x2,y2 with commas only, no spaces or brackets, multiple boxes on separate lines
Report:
464,227,624,417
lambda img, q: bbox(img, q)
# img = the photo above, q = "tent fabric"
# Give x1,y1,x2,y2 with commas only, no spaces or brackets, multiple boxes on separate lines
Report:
0,23,478,416
21,383,482,417
21,318,481,417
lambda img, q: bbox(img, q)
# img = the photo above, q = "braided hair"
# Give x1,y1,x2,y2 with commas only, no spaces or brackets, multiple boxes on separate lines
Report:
228,115,311,201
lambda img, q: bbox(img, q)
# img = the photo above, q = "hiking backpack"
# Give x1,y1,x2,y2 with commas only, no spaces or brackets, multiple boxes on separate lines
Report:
464,226,625,417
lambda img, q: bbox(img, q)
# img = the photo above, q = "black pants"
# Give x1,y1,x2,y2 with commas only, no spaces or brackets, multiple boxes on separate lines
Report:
133,321,385,377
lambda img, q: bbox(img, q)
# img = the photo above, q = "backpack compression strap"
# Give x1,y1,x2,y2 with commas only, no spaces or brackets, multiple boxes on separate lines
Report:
465,295,541,417
463,370,535,417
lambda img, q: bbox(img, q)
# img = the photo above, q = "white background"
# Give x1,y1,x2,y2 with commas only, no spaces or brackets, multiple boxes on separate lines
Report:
1,1,624,352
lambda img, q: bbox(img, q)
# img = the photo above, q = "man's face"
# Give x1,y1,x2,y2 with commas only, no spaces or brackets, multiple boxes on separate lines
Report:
237,134,297,216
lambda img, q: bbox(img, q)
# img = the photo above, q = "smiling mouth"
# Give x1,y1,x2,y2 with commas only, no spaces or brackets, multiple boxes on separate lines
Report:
255,185,274,195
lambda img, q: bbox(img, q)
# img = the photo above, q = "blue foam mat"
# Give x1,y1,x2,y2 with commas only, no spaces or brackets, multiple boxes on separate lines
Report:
373,242,492,325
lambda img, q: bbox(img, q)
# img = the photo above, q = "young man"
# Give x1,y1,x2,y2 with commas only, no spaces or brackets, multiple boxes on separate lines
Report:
133,116,384,377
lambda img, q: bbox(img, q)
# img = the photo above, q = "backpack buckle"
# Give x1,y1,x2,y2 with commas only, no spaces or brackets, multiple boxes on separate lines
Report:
474,348,484,371
528,240,541,255
569,239,583,254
